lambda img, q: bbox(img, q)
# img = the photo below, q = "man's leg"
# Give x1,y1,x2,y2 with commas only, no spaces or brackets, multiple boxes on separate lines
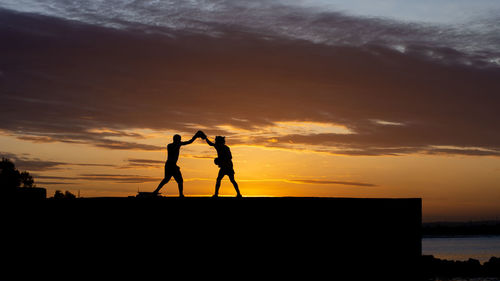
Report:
213,170,225,197
173,171,184,198
228,174,242,197
153,175,172,195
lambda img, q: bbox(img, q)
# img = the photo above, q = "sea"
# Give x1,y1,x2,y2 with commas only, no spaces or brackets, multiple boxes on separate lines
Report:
423,235,500,281
422,235,500,263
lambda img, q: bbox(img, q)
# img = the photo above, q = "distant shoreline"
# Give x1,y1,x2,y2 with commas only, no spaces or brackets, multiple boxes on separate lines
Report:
423,221,500,237
422,255,500,279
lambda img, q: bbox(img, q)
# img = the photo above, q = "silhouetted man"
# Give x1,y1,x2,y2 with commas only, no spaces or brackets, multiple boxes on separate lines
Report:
202,134,242,198
153,133,200,197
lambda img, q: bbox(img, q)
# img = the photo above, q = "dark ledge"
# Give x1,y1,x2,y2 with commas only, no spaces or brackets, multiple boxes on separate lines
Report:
3,197,422,279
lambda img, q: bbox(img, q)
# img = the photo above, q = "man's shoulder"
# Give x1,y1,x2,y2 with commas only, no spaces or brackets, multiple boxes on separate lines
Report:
167,143,178,148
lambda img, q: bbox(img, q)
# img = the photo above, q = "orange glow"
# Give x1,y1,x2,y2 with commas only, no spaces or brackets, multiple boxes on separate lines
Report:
2,132,500,222
2,4,500,224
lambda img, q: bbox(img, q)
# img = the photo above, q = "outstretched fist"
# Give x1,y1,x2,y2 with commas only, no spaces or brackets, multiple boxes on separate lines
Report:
196,130,207,139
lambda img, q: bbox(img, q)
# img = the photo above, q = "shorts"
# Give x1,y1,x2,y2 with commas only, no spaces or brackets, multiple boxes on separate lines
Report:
219,165,235,176
165,164,182,178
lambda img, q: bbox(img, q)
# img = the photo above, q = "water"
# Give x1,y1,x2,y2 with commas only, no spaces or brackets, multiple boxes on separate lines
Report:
422,235,500,263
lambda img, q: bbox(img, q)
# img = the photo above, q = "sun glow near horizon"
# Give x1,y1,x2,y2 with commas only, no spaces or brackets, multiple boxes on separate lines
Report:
1,129,499,222
1,1,500,222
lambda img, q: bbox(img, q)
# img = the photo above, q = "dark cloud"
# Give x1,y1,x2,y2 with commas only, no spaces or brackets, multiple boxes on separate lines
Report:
71,163,115,167
1,152,66,171
183,154,214,159
255,131,500,156
119,158,164,169
0,152,114,171
77,174,160,183
121,156,211,169
127,159,164,165
15,132,161,151
36,181,75,185
423,148,500,157
0,8,499,156
34,175,75,180
34,173,159,184
2,1,499,62
288,179,377,187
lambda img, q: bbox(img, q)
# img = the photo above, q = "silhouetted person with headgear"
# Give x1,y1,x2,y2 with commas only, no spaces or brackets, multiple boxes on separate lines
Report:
153,132,202,197
201,133,242,198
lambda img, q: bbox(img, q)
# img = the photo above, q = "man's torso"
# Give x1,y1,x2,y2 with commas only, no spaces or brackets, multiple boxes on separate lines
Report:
166,143,181,166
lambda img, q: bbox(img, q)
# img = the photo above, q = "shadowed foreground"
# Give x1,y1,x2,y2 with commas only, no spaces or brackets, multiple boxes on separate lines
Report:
3,197,421,279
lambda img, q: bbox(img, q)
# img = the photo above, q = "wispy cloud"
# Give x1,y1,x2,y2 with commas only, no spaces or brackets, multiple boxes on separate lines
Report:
127,158,164,165
16,132,162,151
36,181,76,185
1,0,499,65
287,179,377,187
118,158,164,169
34,175,76,180
35,173,160,184
0,152,115,171
0,6,499,157
77,174,160,183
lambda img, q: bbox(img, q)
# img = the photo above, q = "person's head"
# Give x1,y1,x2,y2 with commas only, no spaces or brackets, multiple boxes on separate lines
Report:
215,136,225,145
173,134,181,143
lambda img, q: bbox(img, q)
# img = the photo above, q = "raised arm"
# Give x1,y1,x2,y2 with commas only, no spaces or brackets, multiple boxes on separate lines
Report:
180,135,197,146
205,137,215,146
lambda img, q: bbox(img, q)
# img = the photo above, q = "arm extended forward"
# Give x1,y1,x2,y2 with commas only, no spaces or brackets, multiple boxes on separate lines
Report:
180,135,197,146
205,137,215,146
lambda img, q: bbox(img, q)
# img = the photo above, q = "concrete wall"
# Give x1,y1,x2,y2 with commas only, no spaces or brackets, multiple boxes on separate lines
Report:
0,186,46,199
3,197,421,279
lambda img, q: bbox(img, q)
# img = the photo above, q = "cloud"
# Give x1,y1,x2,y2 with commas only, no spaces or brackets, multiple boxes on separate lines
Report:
121,156,212,169
34,173,160,184
182,154,214,159
118,158,164,169
247,131,500,156
1,1,499,64
127,158,164,165
0,152,114,171
0,7,499,157
15,131,162,151
36,181,76,185
77,174,161,183
423,147,500,157
34,175,76,180
1,152,66,171
287,179,377,187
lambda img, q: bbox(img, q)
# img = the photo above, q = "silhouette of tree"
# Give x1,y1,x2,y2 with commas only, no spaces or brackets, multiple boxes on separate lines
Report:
0,158,21,191
20,171,34,188
53,190,76,199
0,158,35,193
53,190,64,199
64,191,76,199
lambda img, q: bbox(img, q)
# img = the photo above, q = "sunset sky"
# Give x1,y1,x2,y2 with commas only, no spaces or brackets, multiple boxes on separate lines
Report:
1,0,499,221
